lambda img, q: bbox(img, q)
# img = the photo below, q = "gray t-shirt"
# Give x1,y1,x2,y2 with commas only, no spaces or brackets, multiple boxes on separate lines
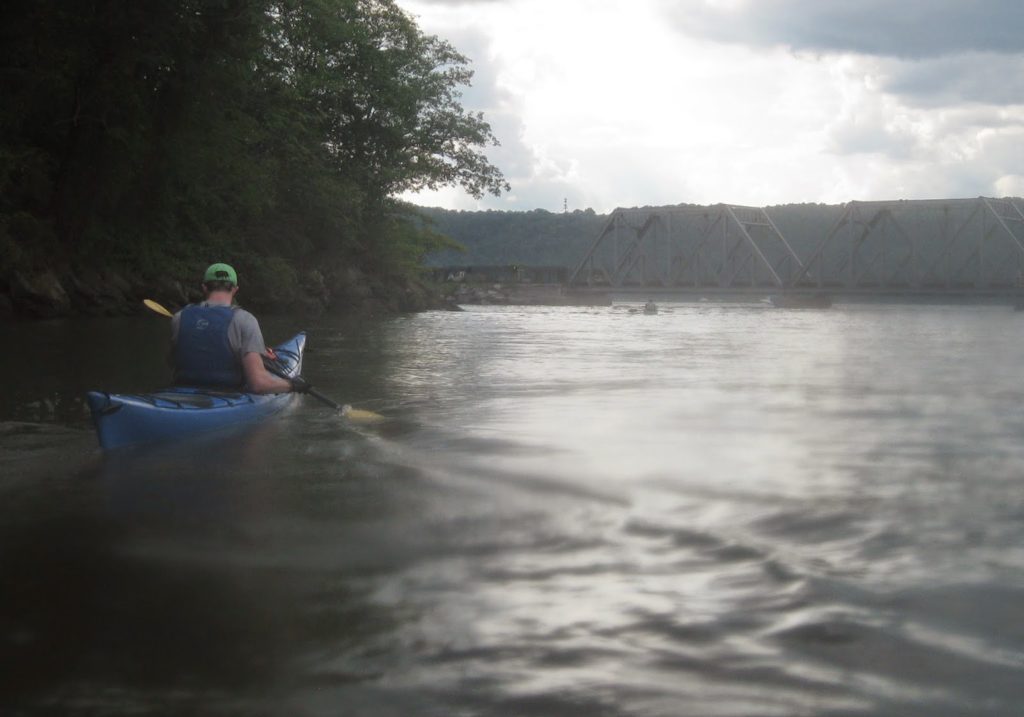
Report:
171,302,266,359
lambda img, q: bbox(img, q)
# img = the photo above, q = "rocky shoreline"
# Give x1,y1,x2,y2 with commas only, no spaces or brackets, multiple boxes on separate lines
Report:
0,266,454,320
0,269,619,319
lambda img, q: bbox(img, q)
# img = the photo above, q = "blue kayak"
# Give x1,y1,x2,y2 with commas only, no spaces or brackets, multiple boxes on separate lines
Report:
86,332,305,450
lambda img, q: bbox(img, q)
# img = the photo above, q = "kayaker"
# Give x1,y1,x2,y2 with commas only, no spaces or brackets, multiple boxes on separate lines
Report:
171,263,309,394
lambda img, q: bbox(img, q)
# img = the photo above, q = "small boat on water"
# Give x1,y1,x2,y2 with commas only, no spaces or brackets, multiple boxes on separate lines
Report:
643,300,658,314
86,332,306,450
769,293,833,309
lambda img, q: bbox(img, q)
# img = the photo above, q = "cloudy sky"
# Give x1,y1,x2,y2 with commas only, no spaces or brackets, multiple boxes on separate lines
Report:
395,0,1024,213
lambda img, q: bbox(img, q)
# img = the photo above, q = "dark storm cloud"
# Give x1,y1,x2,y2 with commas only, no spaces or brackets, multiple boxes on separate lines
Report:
879,54,1024,106
669,0,1024,59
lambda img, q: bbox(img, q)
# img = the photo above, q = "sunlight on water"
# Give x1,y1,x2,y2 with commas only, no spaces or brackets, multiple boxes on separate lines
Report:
3,303,1024,715
353,303,1024,715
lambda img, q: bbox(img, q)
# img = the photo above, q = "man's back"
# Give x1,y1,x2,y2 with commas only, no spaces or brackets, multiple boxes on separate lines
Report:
171,302,266,387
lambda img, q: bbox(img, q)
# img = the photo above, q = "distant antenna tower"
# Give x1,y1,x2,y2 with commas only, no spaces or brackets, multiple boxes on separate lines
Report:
563,197,568,213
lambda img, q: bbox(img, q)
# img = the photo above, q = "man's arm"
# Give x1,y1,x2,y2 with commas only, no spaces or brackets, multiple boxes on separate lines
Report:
168,311,181,369
242,352,294,394
231,310,292,394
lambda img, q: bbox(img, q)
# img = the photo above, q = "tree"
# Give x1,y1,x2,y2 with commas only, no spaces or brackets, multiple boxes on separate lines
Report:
0,0,508,297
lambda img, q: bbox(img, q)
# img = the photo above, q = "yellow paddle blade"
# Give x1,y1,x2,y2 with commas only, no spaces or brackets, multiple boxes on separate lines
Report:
341,405,386,422
143,299,174,318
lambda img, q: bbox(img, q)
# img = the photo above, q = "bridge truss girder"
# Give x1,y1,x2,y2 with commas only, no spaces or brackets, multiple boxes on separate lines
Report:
790,197,1024,291
568,204,806,289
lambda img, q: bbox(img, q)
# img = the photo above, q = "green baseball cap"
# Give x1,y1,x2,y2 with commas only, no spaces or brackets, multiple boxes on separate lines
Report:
203,263,238,285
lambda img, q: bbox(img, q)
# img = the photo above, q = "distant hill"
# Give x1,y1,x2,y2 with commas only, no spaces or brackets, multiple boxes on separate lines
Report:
418,207,607,268
417,203,842,270
418,200,1024,284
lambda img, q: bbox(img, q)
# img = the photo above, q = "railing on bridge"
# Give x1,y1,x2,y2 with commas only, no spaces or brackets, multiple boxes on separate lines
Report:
569,197,1024,293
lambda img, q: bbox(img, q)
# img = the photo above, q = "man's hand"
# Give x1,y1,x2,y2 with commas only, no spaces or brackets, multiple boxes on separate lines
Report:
290,376,313,393
244,352,293,394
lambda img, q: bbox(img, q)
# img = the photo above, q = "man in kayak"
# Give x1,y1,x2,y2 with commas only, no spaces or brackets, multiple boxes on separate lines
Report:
171,263,308,394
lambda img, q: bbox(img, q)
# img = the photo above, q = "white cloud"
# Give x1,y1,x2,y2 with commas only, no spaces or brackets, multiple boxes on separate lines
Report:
396,0,1024,212
995,174,1024,196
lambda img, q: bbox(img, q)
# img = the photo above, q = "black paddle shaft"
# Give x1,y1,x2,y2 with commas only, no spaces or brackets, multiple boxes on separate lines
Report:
261,355,343,411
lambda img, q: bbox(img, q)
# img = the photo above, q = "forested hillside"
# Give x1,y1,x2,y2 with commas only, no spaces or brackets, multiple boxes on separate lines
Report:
419,204,843,271
1,0,507,317
422,200,1024,288
420,207,606,268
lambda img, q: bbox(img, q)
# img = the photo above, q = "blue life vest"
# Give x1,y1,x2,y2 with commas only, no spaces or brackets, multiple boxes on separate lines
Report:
174,304,244,387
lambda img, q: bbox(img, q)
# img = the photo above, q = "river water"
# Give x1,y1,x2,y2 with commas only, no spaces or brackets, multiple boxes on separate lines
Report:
2,302,1024,716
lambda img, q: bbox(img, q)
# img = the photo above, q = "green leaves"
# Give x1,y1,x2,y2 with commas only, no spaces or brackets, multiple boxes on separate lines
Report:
268,0,508,201
1,0,507,288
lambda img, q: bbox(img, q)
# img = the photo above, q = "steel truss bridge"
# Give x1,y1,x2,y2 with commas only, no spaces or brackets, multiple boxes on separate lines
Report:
568,197,1024,295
